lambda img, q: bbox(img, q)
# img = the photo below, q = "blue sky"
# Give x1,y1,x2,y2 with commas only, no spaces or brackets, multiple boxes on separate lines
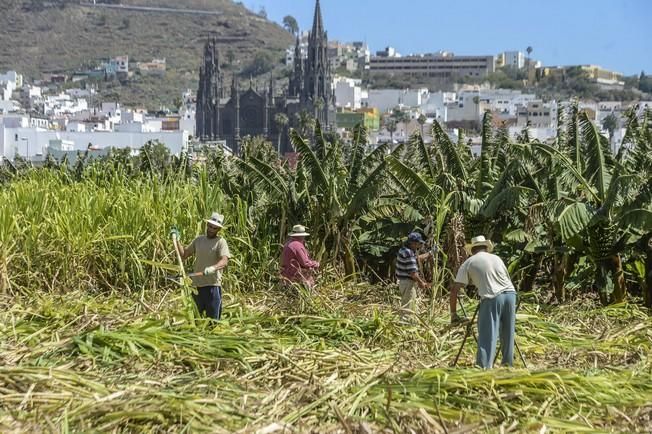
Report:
246,0,652,76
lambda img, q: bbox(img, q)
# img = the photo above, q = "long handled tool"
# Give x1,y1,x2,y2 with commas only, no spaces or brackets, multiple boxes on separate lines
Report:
451,301,480,367
171,233,199,322
457,295,479,345
165,271,203,284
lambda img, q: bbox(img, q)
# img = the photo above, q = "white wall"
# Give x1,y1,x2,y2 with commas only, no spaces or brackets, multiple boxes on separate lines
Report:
508,126,557,142
447,90,482,123
503,51,525,69
121,111,145,123
1,84,12,101
0,100,19,113
364,88,429,113
421,91,455,121
1,125,188,160
0,71,23,88
334,78,362,109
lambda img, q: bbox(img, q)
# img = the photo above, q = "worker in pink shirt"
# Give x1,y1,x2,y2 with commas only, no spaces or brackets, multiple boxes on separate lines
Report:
280,225,320,287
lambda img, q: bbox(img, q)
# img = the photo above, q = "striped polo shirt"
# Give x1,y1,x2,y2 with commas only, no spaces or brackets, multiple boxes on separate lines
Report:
396,246,418,280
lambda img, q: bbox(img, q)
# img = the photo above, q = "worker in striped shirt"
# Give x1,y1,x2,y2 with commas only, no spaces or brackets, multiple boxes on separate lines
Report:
396,232,432,318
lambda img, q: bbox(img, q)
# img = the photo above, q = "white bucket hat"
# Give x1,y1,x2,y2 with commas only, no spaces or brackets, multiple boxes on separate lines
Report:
289,224,310,237
465,235,494,255
205,212,225,228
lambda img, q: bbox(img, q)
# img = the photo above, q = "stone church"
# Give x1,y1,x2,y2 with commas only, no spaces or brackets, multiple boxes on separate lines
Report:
195,0,335,153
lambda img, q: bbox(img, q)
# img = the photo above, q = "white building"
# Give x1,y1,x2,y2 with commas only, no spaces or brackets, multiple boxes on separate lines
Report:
66,121,86,133
364,88,430,113
479,89,537,116
508,126,557,142
1,83,12,101
43,93,89,116
109,56,129,74
421,91,456,121
0,71,23,88
446,88,483,124
179,106,196,136
0,100,19,114
285,31,309,65
0,123,189,161
115,119,162,133
26,85,42,99
498,51,525,69
0,71,23,101
516,100,558,129
121,110,145,124
447,87,538,123
333,76,366,109
66,88,92,99
30,117,50,129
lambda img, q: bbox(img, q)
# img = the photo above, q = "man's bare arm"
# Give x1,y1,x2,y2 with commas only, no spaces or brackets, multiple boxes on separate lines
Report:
449,282,464,320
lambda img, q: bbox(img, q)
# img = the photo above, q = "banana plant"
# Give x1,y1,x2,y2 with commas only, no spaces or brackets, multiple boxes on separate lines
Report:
534,112,652,303
289,122,403,276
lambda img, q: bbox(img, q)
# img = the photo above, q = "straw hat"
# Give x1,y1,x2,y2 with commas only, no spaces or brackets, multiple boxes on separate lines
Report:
465,235,494,255
205,212,225,228
289,224,310,237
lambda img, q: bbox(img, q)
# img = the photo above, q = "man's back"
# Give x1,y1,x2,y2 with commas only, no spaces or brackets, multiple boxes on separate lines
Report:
395,246,417,280
280,239,317,282
455,251,514,298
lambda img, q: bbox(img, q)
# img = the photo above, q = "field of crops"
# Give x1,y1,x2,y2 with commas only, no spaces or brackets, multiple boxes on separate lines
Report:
1,109,651,432
2,277,651,432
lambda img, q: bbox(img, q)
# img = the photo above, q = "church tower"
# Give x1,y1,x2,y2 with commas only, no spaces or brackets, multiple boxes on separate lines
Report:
302,0,331,126
196,36,222,140
288,35,304,98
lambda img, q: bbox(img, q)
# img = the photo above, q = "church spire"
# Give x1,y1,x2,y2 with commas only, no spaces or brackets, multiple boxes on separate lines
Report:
311,0,324,38
304,0,330,126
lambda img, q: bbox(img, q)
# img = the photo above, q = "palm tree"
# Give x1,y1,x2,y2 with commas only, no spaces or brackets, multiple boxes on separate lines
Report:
525,46,534,82
386,119,397,143
282,15,299,35
274,113,289,154
602,113,619,149
417,114,427,138
295,111,316,138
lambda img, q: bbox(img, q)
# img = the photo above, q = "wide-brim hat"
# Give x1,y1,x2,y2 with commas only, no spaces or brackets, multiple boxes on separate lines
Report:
465,235,494,255
289,224,310,237
206,212,225,228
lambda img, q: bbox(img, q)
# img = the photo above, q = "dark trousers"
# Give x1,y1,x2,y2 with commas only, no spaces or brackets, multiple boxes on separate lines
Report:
193,286,222,320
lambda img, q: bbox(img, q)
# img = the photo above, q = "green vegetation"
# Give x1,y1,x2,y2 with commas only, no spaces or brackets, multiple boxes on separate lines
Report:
1,104,651,431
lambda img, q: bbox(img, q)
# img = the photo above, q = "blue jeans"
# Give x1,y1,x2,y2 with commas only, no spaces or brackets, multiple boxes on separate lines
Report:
476,291,516,368
193,286,222,320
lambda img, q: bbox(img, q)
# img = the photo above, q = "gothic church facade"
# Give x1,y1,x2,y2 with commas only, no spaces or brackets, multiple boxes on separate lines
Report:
195,0,335,153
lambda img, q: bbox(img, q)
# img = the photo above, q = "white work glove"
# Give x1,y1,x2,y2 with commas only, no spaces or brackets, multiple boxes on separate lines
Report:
203,265,217,276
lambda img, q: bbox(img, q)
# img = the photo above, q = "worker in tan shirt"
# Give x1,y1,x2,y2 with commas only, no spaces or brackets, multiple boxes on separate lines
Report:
171,212,231,320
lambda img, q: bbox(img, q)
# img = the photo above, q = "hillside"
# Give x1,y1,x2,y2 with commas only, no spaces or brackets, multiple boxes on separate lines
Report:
0,0,294,108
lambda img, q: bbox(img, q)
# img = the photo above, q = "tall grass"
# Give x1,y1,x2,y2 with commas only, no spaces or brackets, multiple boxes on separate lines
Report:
0,168,279,296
